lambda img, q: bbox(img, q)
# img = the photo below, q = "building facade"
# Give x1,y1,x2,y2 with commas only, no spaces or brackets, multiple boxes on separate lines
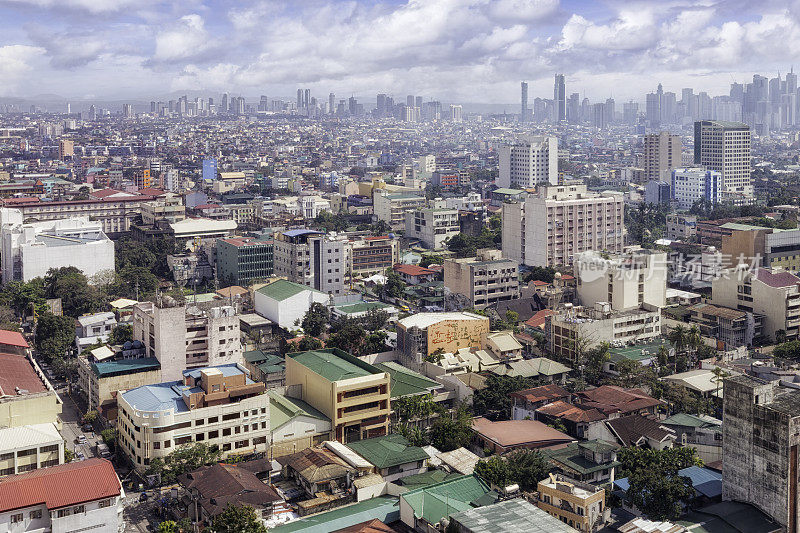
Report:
216,237,274,287
373,191,426,229
643,131,682,182
444,249,520,310
0,423,63,477
497,136,558,189
670,167,723,210
693,120,752,197
273,229,347,295
404,208,460,250
574,250,667,312
396,312,490,371
347,235,399,277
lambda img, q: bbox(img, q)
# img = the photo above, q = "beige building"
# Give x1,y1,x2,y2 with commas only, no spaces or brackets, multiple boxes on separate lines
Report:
575,249,667,312
643,131,681,182
502,184,625,267
404,207,460,250
444,249,520,310
347,235,399,277
0,354,62,429
694,120,752,197
284,349,391,444
117,364,269,471
141,193,185,225
132,300,242,382
712,266,800,342
396,312,491,371
0,423,63,477
537,474,608,532
373,190,426,229
273,229,347,295
77,355,162,417
267,390,332,459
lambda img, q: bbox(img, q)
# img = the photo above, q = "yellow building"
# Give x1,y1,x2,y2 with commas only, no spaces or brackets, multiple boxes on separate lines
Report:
537,474,608,532
284,349,390,444
396,312,490,371
76,355,162,418
0,354,62,430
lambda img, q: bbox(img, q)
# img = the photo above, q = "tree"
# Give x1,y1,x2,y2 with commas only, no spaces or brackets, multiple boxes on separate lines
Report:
361,330,389,355
668,325,688,355
776,329,788,344
312,211,349,232
522,266,556,284
83,410,98,423
475,455,512,487
420,254,446,268
617,446,702,479
326,320,366,354
43,266,102,317
626,467,694,521
506,449,550,491
35,312,76,363
429,406,473,452
64,447,74,462
773,340,800,362
145,443,221,485
101,428,117,451
211,504,267,533
362,308,389,331
301,303,329,337
472,375,542,421
158,521,178,533
109,324,133,345
1,279,46,316
110,266,159,299
383,270,406,299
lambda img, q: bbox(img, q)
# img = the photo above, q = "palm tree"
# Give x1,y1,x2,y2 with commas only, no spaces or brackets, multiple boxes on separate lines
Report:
687,326,702,365
668,325,688,355
711,366,730,405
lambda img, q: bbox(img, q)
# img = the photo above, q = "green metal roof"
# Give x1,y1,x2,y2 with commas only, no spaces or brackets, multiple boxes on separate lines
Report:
542,441,620,476
256,279,324,301
334,302,394,315
609,340,670,363
269,495,399,533
92,357,161,378
399,469,462,490
288,348,383,382
401,474,496,525
267,390,329,429
346,433,430,469
376,362,439,398
662,413,722,429
243,349,280,364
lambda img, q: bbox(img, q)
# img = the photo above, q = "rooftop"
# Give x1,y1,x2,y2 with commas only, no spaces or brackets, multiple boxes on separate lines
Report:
335,302,395,315
398,311,488,330
471,417,575,448
269,495,399,533
268,390,329,429
0,353,46,396
288,349,383,382
92,357,161,378
345,433,430,469
401,474,496,525
755,268,800,288
257,279,325,301
0,422,62,450
375,361,439,398
0,329,29,348
450,497,576,533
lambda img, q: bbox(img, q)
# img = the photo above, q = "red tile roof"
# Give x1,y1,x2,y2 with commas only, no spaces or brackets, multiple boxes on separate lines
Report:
0,329,29,348
0,353,46,396
0,458,121,513
755,268,800,288
2,197,40,205
137,187,166,197
575,386,663,415
560,274,575,280
510,383,570,403
535,400,607,423
334,520,397,533
525,309,555,329
531,280,550,286
393,264,435,276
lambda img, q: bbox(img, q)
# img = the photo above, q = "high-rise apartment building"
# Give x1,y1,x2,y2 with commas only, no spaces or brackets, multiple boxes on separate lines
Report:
497,136,558,189
450,104,462,122
58,139,74,160
273,229,347,295
554,74,566,122
643,131,682,182
694,120,752,197
443,249,520,310
521,81,529,122
501,184,625,267
575,250,667,312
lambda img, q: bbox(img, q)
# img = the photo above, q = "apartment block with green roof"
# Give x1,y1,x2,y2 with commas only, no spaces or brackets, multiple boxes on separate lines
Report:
285,348,391,444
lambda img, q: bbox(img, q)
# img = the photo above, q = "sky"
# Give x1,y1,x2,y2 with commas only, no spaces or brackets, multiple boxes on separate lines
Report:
1,0,800,104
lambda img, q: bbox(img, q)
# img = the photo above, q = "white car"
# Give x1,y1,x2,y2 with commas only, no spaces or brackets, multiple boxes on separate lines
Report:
76,434,87,444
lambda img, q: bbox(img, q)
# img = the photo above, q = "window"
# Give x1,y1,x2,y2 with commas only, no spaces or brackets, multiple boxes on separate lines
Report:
29,509,42,519
17,447,37,457
99,499,112,509
208,416,219,423
40,444,59,454
73,505,85,514
57,508,73,518
11,513,23,523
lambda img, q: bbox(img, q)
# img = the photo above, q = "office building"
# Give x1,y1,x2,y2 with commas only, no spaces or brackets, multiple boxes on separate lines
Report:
216,236,274,287
118,364,269,470
521,81,529,122
373,190,426,229
554,73,566,122
501,185,625,267
444,249,520,310
643,132,682,182
722,376,800,530
346,235,399,277
575,250,667,312
273,229,347,295
450,104,462,122
0,208,115,283
132,300,242,382
404,207,460,250
284,348,391,444
671,167,723,210
0,459,124,532
694,120,752,197
644,180,671,205
141,193,186,225
497,136,558,189
396,312,490,371
0,423,63,476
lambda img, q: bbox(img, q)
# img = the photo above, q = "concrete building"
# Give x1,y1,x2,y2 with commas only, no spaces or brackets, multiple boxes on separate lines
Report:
712,266,800,342
346,235,399,277
141,193,185,225
118,364,269,471
666,213,698,240
253,279,329,331
694,120,752,197
719,223,800,272
444,249,520,310
643,131,682,182
670,167,723,210
404,208,460,250
273,229,347,295
346,434,430,483
396,312,490,371
0,353,62,429
0,208,115,283
216,236,274,287
502,185,625,267
497,136,558,189
77,355,162,416
0,423,63,476
687,302,762,349
132,300,242,382
267,390,332,459
284,349,391,444
644,180,671,205
373,190,426,229
537,474,608,532
722,375,800,531
0,459,124,533
574,249,667,312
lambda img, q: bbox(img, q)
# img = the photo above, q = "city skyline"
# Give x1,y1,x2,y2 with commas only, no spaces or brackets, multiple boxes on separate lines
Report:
1,0,799,102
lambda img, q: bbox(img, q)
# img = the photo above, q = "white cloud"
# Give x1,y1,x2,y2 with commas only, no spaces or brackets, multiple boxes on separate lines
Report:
0,0,155,14
152,14,214,62
0,44,45,92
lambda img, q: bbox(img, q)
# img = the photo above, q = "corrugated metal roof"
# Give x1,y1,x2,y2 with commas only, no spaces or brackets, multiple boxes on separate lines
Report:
0,423,61,450
345,434,430,469
450,498,576,533
257,279,324,301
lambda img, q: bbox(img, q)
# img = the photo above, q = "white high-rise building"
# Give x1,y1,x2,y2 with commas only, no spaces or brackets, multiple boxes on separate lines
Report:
693,120,752,197
671,167,723,210
450,104,462,122
575,249,667,312
497,136,558,189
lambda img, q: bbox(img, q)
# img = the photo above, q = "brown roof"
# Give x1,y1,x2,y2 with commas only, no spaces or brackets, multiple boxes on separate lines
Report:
524,309,555,330
179,463,281,517
756,268,800,288
333,519,398,533
0,329,29,348
605,414,675,447
0,458,120,513
278,446,354,483
393,264,435,276
471,417,575,450
510,383,570,404
688,302,747,321
0,353,46,396
216,286,248,298
575,385,663,415
535,400,607,423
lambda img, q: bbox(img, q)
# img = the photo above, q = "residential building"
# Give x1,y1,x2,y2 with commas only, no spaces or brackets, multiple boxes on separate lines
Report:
399,474,497,531
285,348,391,444
404,208,460,250
537,474,608,532
117,364,269,471
643,131,682,182
373,190,426,229
670,167,723,210
217,236,274,287
666,213,698,240
644,180,671,205
243,350,285,389
346,434,429,483
693,120,752,197
444,249,519,310
605,414,676,449
0,330,28,356
253,279,328,331
347,235,399,277
722,375,800,531
77,355,162,417
449,498,577,533
511,383,572,421
712,267,799,342
393,263,437,284
396,312,490,371
574,385,663,417
542,440,620,486
0,459,123,533
132,299,242,382
278,444,357,502
0,353,62,429
0,423,63,476
497,136,558,189
273,229,347,295
472,416,575,454
141,193,186,225
662,413,723,464
0,208,115,283
75,311,116,351
574,249,667,312
267,390,332,459
501,185,625,267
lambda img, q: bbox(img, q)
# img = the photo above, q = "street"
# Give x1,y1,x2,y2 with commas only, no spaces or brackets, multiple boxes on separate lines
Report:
55,380,101,460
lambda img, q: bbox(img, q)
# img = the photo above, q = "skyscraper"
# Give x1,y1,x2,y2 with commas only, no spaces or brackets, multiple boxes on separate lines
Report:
450,104,462,123
553,74,566,122
415,96,422,109
694,120,752,197
221,93,228,113
304,89,311,111
644,131,682,182
623,102,638,125
297,89,303,110
329,93,335,115
406,95,414,108
520,81,528,123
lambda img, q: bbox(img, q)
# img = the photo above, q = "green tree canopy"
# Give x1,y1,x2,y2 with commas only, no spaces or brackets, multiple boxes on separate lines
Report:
145,443,221,485
301,302,329,337
472,375,543,421
211,504,268,533
429,406,473,452
35,312,76,363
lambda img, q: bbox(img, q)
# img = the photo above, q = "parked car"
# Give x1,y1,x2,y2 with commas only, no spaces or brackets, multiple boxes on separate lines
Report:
76,452,85,461
82,423,93,432
76,434,87,444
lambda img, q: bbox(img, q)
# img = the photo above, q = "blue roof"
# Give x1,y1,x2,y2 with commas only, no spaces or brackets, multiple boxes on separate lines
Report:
282,229,324,238
614,466,721,499
121,381,189,413
183,363,248,380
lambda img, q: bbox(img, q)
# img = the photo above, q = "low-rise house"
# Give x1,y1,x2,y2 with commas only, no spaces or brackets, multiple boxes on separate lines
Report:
536,474,609,532
0,458,123,533
542,440,620,486
662,368,731,399
535,401,609,440
0,423,63,476
399,474,498,531
482,331,523,363
243,350,285,389
661,413,723,463
435,447,481,475
510,383,571,421
268,391,332,459
278,445,356,499
0,353,62,429
605,414,676,449
574,386,663,418
346,434,430,483
489,357,571,381
449,498,577,533
75,311,117,351
393,264,437,285
332,302,398,322
471,417,575,455
0,330,29,356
